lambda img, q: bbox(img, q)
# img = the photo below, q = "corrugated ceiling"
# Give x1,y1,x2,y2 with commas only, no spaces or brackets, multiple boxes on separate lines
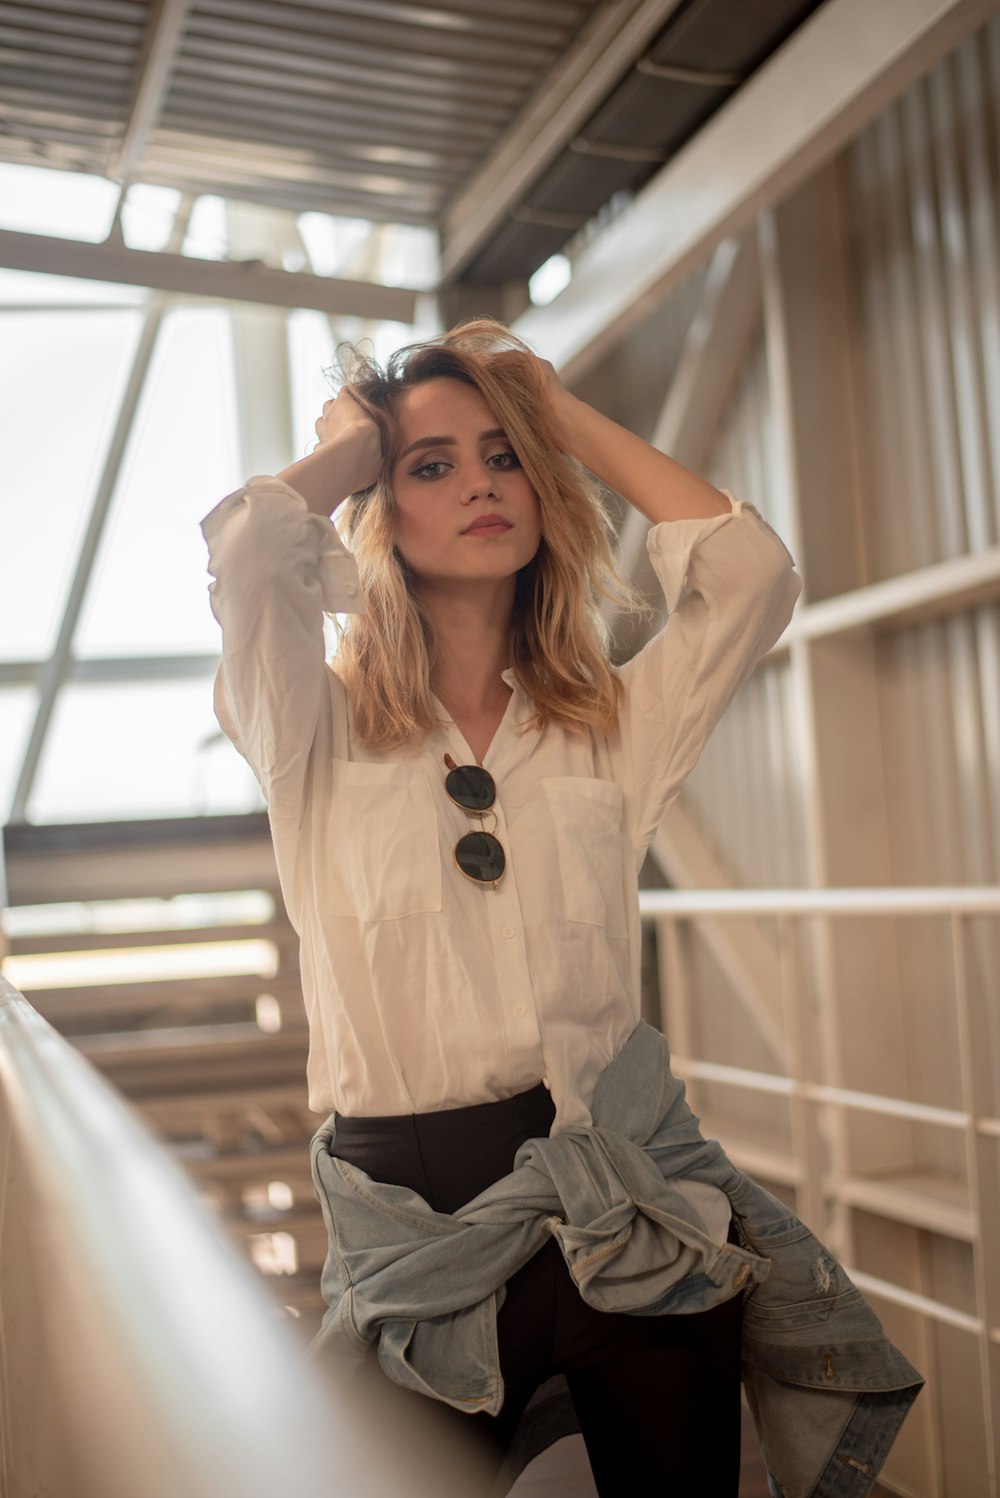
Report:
0,0,603,222
0,0,824,286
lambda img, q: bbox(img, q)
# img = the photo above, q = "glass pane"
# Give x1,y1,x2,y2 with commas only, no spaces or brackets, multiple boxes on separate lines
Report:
298,213,373,275
183,196,229,261
288,310,337,461
0,268,148,307
298,213,439,290
0,687,37,823
121,184,183,252
376,223,439,293
29,678,264,823
0,308,144,659
76,305,241,658
0,163,119,241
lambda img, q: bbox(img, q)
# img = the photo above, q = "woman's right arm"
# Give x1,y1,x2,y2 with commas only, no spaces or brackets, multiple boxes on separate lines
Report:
201,391,380,811
277,388,382,515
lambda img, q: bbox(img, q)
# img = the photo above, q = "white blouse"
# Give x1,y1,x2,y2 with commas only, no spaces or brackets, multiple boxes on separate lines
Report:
202,478,801,1131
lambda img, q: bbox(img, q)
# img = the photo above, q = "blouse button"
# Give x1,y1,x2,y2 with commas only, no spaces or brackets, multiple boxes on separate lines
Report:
513,1003,527,1017
502,925,515,938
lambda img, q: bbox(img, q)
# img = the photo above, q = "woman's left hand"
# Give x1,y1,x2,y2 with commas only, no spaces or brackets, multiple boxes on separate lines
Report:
533,355,578,450
524,351,731,523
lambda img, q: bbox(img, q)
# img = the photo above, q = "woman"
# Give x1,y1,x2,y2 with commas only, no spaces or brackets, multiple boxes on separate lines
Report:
202,321,918,1496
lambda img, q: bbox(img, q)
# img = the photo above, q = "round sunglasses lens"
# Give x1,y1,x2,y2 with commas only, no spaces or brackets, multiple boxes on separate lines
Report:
445,765,495,812
455,831,505,884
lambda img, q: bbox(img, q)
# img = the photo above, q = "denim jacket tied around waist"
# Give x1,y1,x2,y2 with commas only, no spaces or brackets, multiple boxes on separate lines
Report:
310,1021,922,1498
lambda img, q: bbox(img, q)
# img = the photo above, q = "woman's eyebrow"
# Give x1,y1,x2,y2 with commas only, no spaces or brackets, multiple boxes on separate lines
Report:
399,427,507,460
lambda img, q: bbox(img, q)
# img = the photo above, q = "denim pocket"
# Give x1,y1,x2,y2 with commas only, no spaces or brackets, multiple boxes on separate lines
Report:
741,1242,855,1330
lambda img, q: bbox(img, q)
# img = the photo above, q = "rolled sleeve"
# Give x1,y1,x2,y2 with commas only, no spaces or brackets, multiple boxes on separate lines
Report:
202,477,364,614
201,477,361,809
619,495,802,854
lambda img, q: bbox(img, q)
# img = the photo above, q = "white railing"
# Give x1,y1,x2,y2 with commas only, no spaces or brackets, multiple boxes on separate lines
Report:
0,974,479,1498
638,884,1000,1497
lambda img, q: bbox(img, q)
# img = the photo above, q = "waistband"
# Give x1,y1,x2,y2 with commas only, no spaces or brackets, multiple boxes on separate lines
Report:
333,1080,554,1140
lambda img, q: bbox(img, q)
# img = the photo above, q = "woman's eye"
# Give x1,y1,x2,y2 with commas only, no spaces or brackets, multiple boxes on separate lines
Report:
487,450,520,469
411,459,449,478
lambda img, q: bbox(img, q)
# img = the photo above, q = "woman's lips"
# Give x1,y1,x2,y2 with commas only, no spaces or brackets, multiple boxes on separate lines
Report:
462,516,512,536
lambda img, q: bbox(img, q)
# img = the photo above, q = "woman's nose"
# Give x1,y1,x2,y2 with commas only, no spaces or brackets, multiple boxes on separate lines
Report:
460,462,498,502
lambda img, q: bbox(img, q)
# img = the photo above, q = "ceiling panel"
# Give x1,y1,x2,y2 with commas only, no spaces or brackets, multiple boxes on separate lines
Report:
0,0,603,226
0,1,826,274
460,0,824,285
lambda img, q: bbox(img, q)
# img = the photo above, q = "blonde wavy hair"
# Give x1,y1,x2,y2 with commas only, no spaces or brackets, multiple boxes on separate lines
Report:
332,319,641,752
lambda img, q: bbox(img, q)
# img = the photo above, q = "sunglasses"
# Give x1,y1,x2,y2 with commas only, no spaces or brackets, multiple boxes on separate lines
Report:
443,754,506,888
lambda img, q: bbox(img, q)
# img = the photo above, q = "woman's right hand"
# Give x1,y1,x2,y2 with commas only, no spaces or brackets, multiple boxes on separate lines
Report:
314,388,382,488
277,387,383,517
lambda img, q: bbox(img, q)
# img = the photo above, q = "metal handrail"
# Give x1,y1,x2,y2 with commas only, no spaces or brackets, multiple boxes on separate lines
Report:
637,881,1000,1136
637,879,1000,1408
0,974,476,1498
638,884,1000,916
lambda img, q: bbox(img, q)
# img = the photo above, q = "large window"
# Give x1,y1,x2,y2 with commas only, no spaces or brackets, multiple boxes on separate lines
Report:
0,163,436,824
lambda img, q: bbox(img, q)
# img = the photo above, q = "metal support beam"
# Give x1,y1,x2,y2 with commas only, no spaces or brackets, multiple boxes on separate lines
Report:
0,655,219,687
650,806,785,1057
513,0,1000,380
226,203,296,480
605,232,761,627
439,0,687,283
787,546,1000,640
0,229,418,323
108,0,194,187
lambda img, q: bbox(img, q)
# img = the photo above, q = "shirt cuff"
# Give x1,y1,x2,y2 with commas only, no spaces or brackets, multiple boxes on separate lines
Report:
645,492,744,614
201,476,364,615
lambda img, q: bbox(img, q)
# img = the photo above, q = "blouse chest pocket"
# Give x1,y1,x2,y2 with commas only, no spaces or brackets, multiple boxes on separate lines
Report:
542,777,628,940
326,762,442,922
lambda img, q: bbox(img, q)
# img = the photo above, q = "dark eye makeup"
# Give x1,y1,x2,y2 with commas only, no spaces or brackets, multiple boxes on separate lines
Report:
408,449,521,480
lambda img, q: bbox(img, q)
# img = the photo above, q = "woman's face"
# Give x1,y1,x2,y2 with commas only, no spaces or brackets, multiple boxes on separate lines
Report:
388,377,542,593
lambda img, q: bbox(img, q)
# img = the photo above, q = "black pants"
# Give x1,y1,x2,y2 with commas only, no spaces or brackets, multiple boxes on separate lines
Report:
331,1083,742,1496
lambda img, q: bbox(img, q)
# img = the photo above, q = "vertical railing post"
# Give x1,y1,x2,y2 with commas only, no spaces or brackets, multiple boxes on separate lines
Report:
952,912,1000,1496
777,914,823,1232
656,915,696,1107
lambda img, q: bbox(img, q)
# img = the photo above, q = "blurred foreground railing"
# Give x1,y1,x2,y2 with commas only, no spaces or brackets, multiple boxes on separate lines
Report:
638,884,1000,1498
0,973,480,1498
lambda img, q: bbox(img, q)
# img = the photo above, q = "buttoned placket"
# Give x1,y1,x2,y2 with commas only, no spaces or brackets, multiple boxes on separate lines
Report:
440,691,544,1097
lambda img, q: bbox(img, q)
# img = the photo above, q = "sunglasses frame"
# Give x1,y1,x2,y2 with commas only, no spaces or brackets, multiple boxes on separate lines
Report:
444,756,506,889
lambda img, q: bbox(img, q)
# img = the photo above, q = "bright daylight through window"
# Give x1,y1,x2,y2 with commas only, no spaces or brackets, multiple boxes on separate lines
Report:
0,161,437,827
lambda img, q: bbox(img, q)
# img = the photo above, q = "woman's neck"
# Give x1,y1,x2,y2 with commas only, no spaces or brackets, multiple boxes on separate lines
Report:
420,581,515,716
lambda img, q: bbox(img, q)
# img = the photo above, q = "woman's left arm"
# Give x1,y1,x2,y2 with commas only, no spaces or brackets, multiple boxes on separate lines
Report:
543,365,731,523
534,363,802,855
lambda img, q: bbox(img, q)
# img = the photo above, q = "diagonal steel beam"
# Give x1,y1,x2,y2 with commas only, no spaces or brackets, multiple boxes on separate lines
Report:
108,0,195,187
651,805,786,1058
439,0,687,283
604,231,761,631
9,199,195,824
